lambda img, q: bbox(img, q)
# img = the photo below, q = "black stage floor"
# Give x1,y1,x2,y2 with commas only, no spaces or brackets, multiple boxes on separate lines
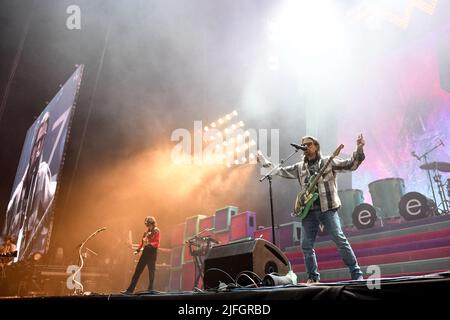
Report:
1,272,449,301
1,273,449,317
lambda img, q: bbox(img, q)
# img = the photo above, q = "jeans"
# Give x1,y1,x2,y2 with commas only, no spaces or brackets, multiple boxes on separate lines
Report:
301,208,363,281
127,245,157,292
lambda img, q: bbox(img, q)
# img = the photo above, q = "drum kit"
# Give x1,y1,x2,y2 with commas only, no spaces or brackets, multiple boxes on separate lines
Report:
418,161,450,214
413,139,449,214
337,140,448,229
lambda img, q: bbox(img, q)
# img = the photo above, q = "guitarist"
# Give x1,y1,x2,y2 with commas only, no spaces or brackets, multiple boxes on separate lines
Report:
122,215,160,294
258,134,365,284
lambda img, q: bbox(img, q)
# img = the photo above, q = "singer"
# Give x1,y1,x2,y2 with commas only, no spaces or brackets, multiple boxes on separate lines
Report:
257,135,365,284
122,215,160,294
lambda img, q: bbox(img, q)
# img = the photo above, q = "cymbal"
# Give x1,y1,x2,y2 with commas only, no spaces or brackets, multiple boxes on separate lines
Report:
420,162,450,172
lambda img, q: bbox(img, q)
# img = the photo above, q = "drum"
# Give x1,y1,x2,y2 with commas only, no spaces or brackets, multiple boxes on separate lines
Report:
338,189,364,227
368,178,405,219
399,192,435,220
352,203,381,229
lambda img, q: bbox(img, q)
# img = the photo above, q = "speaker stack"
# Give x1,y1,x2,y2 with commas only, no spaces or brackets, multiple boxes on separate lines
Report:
203,238,289,289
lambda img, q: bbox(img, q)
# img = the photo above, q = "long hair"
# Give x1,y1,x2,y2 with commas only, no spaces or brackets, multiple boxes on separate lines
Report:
301,135,322,160
145,216,157,229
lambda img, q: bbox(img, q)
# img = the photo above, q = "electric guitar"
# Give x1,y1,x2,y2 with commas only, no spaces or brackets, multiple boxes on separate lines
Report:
293,144,344,220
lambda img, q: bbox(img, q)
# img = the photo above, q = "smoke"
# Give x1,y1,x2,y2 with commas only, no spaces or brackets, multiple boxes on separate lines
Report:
61,143,256,253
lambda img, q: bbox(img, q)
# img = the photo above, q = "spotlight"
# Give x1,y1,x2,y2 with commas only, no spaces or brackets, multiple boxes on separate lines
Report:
234,160,240,165
226,114,232,120
249,153,255,160
211,122,216,128
218,118,224,124
232,110,238,116
204,126,209,131
238,121,244,127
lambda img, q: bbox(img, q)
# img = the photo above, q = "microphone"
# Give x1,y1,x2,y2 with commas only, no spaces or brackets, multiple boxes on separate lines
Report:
290,143,307,151
439,139,445,147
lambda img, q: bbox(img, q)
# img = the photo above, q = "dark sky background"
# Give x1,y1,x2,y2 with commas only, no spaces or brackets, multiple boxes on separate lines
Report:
0,0,448,274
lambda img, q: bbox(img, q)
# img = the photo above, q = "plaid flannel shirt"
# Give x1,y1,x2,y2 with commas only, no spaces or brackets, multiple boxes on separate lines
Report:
265,151,365,213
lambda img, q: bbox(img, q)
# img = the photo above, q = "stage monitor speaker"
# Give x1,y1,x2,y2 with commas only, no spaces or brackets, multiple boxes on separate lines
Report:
203,238,290,289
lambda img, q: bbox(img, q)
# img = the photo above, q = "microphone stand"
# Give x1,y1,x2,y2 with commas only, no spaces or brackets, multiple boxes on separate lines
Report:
72,227,106,295
259,148,301,245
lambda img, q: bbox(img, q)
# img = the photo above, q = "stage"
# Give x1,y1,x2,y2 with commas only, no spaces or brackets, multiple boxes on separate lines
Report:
1,3,449,319
1,271,449,301
1,273,449,319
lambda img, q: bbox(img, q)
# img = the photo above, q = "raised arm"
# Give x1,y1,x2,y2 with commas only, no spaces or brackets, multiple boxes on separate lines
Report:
332,134,365,172
256,151,299,179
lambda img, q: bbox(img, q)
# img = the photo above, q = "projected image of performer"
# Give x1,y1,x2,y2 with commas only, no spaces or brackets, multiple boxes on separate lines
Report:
122,215,160,294
0,236,17,279
258,134,366,284
3,112,55,261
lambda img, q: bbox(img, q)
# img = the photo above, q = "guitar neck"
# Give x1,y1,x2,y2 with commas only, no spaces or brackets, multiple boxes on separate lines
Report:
306,155,337,194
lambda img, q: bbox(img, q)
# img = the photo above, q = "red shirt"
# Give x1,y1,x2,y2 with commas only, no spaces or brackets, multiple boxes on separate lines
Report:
137,228,160,250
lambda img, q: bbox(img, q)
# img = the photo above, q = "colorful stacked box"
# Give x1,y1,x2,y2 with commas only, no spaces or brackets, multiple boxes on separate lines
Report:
211,206,237,246
185,215,207,240
170,245,184,268
230,211,256,242
171,222,186,247
183,242,193,264
214,206,238,232
181,260,202,291
199,215,215,238
278,221,301,250
184,215,207,264
253,226,275,243
169,267,182,291
213,230,230,246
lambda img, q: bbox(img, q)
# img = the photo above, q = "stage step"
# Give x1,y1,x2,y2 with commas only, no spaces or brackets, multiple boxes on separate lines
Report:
314,214,450,248
286,233,450,265
294,256,450,282
285,227,450,259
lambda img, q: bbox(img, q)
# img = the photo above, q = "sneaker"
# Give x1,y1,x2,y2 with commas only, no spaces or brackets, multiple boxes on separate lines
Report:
120,290,133,295
305,279,320,285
